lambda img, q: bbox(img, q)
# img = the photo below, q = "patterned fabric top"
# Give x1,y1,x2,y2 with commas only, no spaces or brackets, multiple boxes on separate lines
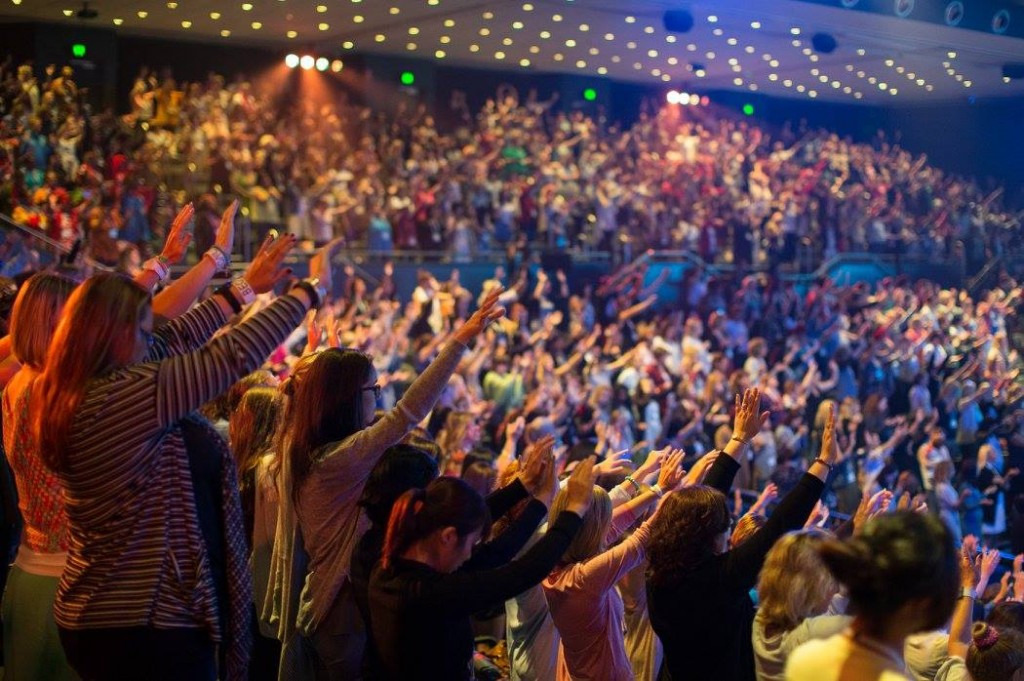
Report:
2,376,68,554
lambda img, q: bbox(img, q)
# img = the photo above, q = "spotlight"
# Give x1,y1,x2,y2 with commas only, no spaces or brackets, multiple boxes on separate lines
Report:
679,92,691,105
662,9,694,33
811,32,837,54
285,53,299,68
331,59,344,72
315,57,329,71
299,55,314,70
944,1,963,27
992,9,1010,34
666,90,680,104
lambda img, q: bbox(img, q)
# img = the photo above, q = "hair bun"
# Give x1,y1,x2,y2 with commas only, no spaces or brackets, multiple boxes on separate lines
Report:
972,622,1000,650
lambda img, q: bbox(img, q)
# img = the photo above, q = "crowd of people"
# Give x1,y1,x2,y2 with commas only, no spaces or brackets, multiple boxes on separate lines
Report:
0,193,1022,681
1,59,1023,275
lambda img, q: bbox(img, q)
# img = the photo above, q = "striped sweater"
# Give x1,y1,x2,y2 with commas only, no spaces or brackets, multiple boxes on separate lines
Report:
52,293,307,637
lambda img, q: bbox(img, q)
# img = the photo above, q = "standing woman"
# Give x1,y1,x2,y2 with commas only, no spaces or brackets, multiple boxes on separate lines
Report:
33,233,323,681
1,203,232,681
646,390,835,681
269,286,506,679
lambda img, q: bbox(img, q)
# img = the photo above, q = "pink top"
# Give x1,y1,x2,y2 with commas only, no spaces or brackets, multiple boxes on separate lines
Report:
542,519,653,681
2,377,69,559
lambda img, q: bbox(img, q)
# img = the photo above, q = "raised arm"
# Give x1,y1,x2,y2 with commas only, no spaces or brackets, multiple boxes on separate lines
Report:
704,388,769,493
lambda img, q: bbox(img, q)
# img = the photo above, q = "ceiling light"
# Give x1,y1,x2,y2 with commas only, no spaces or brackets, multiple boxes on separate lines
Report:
666,35,677,43
783,79,792,87
553,53,564,61
137,10,147,17
625,15,636,23
318,23,329,31
406,42,416,50
63,9,74,16
375,33,385,42
530,45,540,53
482,11,493,19
300,55,314,70
726,36,737,44
576,59,586,68
553,14,563,21
770,59,779,67
479,27,490,36
495,51,505,59
315,57,329,71
343,41,354,49
251,21,262,29
469,44,479,52
220,29,231,36
210,11,220,19
588,47,598,55
857,48,866,55
733,77,743,86
353,15,364,22
390,7,401,14
707,15,718,23
648,49,659,57
181,20,191,28
316,4,326,12
331,60,343,72
113,17,124,25
947,51,957,58
540,30,550,38
790,27,801,35
242,3,252,10
580,23,590,31
444,19,454,27
565,39,576,47
627,41,636,49
287,30,298,38
285,54,299,68
751,21,761,29
441,35,452,43
768,73,779,82
808,90,817,98
605,32,614,40
435,49,446,58
502,37,512,45
520,58,530,66
644,26,655,34
512,21,524,29
843,86,852,93
408,26,418,34
668,57,678,65
523,3,533,10
167,2,177,8
706,51,715,59
598,67,608,75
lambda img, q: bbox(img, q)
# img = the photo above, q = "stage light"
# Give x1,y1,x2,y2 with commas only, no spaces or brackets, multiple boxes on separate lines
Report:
742,103,755,116
285,53,299,68
331,59,344,72
666,90,680,104
400,71,416,86
315,57,329,71
582,87,597,101
299,55,314,70
679,92,691,105
71,43,87,58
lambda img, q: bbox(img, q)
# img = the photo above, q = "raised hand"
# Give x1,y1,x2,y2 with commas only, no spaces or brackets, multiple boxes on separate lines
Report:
563,456,597,517
305,310,322,354
733,388,770,442
682,450,719,487
453,286,505,345
518,435,555,498
309,237,345,298
635,447,669,483
657,449,686,491
160,202,195,265
214,199,238,257
853,489,893,534
244,231,297,294
752,482,779,514
804,500,830,528
594,448,634,478
820,403,840,465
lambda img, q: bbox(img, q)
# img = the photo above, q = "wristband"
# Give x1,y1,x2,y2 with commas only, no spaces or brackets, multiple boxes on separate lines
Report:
291,278,326,310
204,246,230,271
960,587,976,600
624,476,642,496
812,457,834,473
650,484,665,498
731,437,750,445
143,256,171,283
230,277,257,307
214,282,243,314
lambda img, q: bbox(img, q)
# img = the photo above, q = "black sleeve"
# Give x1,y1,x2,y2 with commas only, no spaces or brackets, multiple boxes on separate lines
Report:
486,479,530,520
724,472,825,589
461,499,547,572
412,511,583,615
703,451,739,494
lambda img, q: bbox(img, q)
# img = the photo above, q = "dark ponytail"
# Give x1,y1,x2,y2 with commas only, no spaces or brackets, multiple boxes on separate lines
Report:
817,511,958,634
966,622,1024,681
381,477,490,570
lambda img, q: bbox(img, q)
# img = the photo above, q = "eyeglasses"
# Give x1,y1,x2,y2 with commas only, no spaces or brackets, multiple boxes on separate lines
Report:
363,384,382,400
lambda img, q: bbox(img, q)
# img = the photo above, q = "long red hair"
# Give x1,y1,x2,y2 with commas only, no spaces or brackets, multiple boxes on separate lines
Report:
34,273,150,473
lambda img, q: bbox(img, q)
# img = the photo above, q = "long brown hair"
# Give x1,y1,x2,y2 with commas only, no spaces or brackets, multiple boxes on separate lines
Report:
229,387,283,479
9,272,75,370
281,348,373,497
646,485,730,587
34,272,150,472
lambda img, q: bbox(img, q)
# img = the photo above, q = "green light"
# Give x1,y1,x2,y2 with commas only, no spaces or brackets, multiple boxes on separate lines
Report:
400,71,415,86
71,43,86,58
583,87,597,101
742,103,755,116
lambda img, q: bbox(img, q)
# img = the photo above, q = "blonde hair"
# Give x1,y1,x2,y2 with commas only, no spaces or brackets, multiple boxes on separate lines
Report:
730,513,766,548
34,273,150,472
9,273,75,369
757,529,838,635
437,411,474,459
550,485,612,565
